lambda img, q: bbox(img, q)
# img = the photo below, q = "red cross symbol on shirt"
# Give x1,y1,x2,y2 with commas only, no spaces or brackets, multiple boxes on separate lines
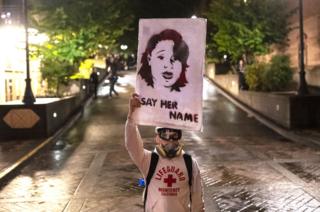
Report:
164,174,176,187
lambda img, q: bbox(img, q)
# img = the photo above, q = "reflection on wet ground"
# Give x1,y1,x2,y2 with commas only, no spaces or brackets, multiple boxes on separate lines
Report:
282,162,320,184
182,131,320,211
0,139,43,171
0,73,320,211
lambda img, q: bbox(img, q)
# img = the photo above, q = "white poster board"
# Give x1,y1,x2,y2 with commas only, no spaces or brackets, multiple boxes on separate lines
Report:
133,18,206,131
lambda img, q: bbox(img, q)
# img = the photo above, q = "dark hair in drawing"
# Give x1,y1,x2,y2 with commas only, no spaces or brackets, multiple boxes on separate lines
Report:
138,29,189,92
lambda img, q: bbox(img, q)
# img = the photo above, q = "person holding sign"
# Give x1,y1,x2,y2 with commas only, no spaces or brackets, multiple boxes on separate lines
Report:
138,29,189,92
125,93,205,212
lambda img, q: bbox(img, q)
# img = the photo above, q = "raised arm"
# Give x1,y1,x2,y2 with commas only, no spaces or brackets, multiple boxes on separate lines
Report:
125,93,151,175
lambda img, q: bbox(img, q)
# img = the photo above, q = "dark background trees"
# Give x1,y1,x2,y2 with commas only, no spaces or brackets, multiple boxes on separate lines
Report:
30,0,133,93
117,0,203,53
28,0,293,93
205,0,293,64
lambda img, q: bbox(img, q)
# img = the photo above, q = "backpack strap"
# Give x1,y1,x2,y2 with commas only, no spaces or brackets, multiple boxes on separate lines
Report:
183,153,193,209
144,152,159,210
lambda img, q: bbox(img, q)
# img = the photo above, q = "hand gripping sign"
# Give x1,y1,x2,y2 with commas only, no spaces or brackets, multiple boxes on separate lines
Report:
133,18,207,131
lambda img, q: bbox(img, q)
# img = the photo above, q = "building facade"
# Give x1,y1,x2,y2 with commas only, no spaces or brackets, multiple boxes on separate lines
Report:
242,0,319,89
0,1,43,104
285,0,320,88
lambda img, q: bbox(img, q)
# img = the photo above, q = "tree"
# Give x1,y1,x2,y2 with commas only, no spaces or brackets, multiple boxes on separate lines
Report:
35,28,97,95
117,0,203,53
205,0,293,64
29,0,133,94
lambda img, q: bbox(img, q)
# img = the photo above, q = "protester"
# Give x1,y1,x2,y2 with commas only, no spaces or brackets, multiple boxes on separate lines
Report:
108,57,119,97
125,93,205,212
105,56,112,72
238,59,248,90
90,69,99,98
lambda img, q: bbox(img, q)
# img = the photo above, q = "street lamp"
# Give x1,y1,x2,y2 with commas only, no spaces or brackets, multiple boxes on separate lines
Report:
120,44,128,50
22,0,36,105
1,12,12,24
297,0,309,95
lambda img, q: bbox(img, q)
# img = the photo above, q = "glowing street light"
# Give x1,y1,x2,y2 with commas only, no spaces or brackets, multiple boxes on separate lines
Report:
1,11,12,24
120,44,128,50
223,54,228,60
22,0,36,105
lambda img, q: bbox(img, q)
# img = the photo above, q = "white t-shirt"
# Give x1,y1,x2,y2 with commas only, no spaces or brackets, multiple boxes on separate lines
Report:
125,119,205,212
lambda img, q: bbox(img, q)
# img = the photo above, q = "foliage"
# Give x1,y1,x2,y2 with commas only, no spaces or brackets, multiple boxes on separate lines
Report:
70,59,95,80
117,0,203,53
29,0,132,93
262,55,293,91
245,62,268,91
205,0,293,63
245,55,293,91
40,58,74,96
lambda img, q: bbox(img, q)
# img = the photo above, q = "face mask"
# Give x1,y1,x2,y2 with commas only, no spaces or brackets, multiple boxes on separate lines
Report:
158,143,182,158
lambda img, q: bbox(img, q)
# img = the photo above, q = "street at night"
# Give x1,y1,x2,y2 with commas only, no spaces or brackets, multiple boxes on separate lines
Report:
0,72,319,211
1,0,320,211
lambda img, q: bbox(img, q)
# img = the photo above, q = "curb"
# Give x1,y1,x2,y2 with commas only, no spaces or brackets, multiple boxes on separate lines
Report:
207,77,320,147
0,97,93,183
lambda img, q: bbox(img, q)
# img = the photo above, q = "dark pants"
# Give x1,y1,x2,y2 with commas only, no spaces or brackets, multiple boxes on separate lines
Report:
109,77,118,97
91,83,98,98
238,72,248,90
93,85,98,98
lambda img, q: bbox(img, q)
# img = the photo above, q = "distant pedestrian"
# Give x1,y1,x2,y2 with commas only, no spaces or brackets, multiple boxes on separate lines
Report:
238,59,248,90
90,69,99,98
108,57,119,97
105,55,112,72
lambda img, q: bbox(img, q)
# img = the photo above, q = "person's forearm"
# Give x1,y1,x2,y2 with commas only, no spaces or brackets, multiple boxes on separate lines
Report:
125,118,145,165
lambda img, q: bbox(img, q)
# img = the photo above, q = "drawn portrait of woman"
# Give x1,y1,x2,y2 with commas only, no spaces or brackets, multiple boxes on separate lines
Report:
138,29,189,92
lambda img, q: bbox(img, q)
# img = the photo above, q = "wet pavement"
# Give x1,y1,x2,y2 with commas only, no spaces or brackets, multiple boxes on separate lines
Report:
0,71,320,211
0,139,43,174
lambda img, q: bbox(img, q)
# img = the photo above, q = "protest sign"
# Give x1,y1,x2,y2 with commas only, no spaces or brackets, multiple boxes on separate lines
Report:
133,18,206,131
